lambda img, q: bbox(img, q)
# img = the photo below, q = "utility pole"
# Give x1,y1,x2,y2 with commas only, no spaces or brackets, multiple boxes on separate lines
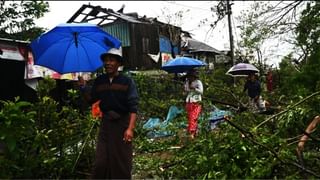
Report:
226,0,236,86
227,0,234,66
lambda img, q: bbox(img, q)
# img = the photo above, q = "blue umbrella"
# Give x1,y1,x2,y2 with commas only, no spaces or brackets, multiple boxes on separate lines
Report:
161,57,207,73
30,23,121,74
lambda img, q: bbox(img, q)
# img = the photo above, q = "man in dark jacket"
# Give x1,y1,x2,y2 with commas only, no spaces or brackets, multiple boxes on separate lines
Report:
243,73,265,111
89,47,139,179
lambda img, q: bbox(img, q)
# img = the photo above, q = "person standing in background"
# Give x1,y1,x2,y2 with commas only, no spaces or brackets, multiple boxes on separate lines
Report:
243,73,266,112
184,69,203,139
266,69,273,93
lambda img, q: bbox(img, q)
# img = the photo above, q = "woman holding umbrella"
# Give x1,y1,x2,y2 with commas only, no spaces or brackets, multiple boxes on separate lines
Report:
184,69,203,139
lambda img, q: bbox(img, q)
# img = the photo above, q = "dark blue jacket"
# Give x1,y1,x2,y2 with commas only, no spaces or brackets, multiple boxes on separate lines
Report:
91,73,139,114
244,80,261,99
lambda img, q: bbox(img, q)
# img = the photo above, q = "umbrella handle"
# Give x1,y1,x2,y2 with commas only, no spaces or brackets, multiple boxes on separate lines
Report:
73,32,78,47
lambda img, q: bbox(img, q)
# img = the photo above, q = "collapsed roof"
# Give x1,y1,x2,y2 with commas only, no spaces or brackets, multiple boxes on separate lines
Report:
68,4,161,25
68,3,220,54
182,36,221,54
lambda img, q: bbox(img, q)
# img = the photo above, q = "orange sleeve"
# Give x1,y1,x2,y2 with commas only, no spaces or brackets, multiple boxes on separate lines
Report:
92,100,103,119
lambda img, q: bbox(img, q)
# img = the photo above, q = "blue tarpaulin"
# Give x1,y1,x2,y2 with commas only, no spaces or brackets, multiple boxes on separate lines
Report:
209,105,232,129
143,105,232,138
172,45,179,56
143,106,183,138
159,36,172,53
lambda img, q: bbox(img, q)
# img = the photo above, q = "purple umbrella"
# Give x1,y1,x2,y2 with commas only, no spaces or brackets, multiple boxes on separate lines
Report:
226,63,259,77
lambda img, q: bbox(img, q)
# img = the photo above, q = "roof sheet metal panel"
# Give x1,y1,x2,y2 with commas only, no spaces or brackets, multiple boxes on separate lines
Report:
102,23,131,47
111,12,143,23
184,37,221,54
159,35,172,53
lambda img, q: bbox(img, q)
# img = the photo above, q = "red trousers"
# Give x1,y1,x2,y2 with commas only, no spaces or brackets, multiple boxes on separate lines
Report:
186,102,202,135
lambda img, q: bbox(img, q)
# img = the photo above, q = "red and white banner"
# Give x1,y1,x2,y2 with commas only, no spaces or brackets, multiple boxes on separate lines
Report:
0,43,25,61
161,52,173,66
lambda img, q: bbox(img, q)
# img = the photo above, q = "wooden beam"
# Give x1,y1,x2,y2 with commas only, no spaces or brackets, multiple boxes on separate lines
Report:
67,4,89,23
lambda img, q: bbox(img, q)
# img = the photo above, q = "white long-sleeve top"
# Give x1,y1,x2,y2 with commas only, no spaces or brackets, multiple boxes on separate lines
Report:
184,79,203,103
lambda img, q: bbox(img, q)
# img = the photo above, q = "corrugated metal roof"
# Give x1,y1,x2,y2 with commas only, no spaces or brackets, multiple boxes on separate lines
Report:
0,37,30,44
110,11,144,24
182,37,221,54
102,23,131,47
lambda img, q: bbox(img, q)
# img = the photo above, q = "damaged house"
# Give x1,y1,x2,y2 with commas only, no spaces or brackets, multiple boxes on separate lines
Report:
0,38,38,102
181,32,225,69
67,4,181,71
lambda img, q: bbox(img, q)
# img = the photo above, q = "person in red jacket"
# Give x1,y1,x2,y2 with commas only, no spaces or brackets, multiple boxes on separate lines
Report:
266,69,273,93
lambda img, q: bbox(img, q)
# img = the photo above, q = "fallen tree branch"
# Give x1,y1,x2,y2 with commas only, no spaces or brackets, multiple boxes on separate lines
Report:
208,97,246,110
255,91,320,129
287,139,301,146
214,87,247,108
71,120,97,173
286,135,303,142
224,117,254,138
224,118,320,178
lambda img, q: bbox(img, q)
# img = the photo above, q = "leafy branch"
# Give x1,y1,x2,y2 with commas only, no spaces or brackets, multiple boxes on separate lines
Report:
224,117,320,178
255,91,320,129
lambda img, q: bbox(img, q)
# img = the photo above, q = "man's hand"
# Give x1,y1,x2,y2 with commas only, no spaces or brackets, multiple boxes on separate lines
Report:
123,128,134,143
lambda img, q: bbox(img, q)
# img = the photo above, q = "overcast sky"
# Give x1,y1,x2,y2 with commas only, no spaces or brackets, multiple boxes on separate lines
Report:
35,1,252,51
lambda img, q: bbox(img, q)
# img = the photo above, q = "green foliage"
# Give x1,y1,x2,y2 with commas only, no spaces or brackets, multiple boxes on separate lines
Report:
133,73,185,119
236,1,305,65
0,67,319,178
293,2,320,96
0,0,49,40
277,2,320,97
134,94,320,179
0,98,35,160
1,1,320,179
0,79,97,179
237,2,271,49
0,98,37,178
131,65,320,179
277,54,300,96
296,2,320,53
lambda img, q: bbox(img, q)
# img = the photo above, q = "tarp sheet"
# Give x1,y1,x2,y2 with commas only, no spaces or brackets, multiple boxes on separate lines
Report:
159,36,172,53
209,105,232,129
143,106,183,138
143,105,232,139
